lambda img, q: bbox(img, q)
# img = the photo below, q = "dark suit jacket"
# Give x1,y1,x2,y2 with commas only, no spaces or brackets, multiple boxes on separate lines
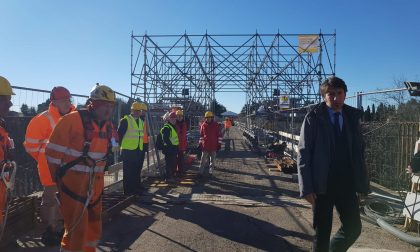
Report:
297,102,370,197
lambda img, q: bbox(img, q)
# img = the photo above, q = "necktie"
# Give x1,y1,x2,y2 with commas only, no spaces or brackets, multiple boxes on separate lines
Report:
334,112,341,135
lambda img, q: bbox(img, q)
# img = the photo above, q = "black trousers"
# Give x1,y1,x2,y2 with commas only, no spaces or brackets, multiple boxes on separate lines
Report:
122,149,145,195
176,151,184,175
164,152,177,179
312,189,361,252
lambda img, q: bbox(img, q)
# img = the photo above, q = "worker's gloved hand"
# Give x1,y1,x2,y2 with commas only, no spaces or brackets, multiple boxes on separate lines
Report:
217,144,221,151
143,143,149,152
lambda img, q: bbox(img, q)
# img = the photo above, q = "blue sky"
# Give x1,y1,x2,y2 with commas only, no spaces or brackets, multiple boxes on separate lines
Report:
1,0,419,113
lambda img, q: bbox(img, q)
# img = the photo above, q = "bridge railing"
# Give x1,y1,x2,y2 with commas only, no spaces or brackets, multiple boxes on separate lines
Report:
7,86,137,196
238,86,420,190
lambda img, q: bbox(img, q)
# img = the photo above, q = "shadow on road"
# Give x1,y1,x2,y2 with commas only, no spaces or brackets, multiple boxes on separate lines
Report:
99,200,311,252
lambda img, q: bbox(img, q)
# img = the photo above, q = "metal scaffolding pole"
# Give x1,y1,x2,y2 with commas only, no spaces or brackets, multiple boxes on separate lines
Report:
131,32,336,117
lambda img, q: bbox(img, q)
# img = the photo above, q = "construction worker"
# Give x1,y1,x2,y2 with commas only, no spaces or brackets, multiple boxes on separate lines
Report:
117,101,149,195
160,111,179,181
199,111,222,177
224,117,233,139
45,83,116,252
24,86,75,245
0,76,15,240
175,110,187,177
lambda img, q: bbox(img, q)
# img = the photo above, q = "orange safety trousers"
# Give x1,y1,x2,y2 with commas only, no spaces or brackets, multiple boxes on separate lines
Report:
45,110,112,252
58,170,104,252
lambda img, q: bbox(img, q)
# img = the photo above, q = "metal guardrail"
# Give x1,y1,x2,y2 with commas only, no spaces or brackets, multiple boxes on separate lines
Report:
278,131,299,154
245,122,419,191
7,85,136,196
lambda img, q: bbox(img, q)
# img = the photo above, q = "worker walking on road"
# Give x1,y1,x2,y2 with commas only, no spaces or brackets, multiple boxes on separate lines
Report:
117,101,149,195
297,76,369,252
199,111,221,177
0,76,15,240
24,86,75,245
46,83,117,252
160,111,179,181
175,110,187,177
224,117,233,139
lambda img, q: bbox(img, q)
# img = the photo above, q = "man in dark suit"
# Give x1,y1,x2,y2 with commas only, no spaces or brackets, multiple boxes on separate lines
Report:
297,76,369,252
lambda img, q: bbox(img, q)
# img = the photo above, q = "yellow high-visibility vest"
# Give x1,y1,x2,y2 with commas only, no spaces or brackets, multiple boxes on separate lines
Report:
160,123,179,146
121,115,144,150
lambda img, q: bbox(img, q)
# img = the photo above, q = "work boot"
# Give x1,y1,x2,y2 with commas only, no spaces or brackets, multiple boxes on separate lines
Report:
41,227,61,246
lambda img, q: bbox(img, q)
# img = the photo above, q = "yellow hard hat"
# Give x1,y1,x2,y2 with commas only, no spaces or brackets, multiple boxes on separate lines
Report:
131,101,147,111
131,101,141,110
0,76,15,96
204,111,214,118
90,83,116,102
176,110,183,116
139,102,147,110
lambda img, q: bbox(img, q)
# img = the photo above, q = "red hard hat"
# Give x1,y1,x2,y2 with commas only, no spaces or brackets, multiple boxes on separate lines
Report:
169,111,177,119
50,86,71,101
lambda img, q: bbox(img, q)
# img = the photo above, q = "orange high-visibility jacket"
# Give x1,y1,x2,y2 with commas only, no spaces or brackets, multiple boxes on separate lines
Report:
0,122,12,224
45,111,110,184
0,124,12,164
45,110,111,251
24,103,75,186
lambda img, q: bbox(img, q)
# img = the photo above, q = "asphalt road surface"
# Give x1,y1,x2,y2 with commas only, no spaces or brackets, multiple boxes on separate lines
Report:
7,127,417,252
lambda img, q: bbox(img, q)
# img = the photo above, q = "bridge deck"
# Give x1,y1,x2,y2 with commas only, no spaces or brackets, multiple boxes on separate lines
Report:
7,127,416,251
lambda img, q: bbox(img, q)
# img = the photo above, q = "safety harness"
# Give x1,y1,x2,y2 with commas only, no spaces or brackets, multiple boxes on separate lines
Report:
56,109,113,209
0,118,17,241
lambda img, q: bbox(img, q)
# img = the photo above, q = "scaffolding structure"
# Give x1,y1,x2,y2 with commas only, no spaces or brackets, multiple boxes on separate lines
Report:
131,32,336,114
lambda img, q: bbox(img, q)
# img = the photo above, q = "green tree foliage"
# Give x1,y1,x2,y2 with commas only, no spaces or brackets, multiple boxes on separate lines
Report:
20,103,37,116
211,100,227,117
37,99,50,113
396,98,420,121
240,102,260,115
20,104,29,115
375,102,396,121
363,98,420,122
363,105,372,122
371,104,376,119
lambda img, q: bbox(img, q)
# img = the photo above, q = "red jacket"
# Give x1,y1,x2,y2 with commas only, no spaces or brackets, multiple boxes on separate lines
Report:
199,121,221,152
175,120,187,151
